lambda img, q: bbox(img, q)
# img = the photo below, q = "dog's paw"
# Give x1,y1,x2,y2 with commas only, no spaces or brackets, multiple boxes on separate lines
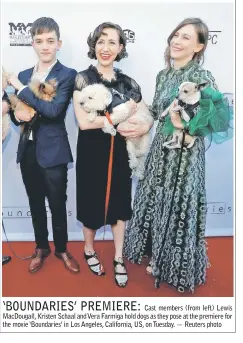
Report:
186,142,195,149
129,158,139,170
109,126,117,136
132,168,144,180
103,117,117,136
88,112,97,122
166,144,182,149
102,127,117,136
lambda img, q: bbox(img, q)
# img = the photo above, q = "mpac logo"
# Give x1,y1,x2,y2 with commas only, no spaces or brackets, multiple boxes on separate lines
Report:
9,22,32,46
123,29,135,43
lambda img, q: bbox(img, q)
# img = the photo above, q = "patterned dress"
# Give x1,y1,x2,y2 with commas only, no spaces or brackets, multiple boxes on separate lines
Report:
123,61,218,293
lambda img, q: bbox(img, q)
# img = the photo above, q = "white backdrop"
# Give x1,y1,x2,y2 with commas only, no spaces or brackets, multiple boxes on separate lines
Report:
2,2,234,241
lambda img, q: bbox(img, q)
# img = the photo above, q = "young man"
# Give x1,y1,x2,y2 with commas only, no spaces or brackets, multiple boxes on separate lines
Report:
8,17,79,274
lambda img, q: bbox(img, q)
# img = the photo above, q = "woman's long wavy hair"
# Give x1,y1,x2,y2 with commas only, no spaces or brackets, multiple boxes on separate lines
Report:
164,18,209,69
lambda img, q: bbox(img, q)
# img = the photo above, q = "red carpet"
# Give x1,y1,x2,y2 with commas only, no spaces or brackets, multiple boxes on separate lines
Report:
2,237,233,297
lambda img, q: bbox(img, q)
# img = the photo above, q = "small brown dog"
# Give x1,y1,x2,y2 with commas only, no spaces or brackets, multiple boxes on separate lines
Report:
9,78,58,125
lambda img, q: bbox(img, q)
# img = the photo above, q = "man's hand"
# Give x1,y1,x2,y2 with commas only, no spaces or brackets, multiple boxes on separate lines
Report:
2,101,10,115
15,110,32,122
7,73,24,91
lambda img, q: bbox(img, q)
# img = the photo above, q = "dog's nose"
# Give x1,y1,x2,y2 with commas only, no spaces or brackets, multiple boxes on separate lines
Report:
80,102,84,106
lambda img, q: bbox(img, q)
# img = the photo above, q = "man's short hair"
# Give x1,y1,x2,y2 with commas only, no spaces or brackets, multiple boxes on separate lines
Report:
31,17,60,40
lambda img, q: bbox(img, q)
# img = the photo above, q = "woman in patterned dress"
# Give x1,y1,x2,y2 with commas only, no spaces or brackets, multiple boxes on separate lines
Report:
122,18,220,293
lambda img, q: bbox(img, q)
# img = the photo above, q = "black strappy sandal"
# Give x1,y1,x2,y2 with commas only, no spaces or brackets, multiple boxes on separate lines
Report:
84,251,105,276
113,258,128,287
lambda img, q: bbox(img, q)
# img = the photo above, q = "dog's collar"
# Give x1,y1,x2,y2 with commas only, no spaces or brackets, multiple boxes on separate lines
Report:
177,99,200,111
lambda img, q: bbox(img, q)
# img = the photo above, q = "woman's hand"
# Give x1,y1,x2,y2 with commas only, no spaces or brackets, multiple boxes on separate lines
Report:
169,101,184,130
184,134,194,145
117,118,152,138
15,110,32,122
2,101,10,115
129,99,137,116
7,73,24,91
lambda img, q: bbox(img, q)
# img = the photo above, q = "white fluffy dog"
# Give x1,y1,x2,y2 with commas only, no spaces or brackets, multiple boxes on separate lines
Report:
76,83,153,179
161,81,208,149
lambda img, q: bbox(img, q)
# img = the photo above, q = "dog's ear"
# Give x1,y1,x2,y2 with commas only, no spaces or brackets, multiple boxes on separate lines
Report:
48,78,58,88
195,81,209,91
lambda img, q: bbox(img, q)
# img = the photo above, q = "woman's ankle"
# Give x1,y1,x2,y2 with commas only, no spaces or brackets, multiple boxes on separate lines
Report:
84,245,95,254
114,255,123,262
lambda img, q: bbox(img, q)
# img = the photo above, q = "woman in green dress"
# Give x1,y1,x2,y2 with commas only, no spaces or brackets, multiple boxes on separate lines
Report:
122,17,231,293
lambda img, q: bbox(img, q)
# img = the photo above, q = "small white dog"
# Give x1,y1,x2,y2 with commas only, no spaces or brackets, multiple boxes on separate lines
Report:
161,81,208,149
76,83,153,179
77,83,133,136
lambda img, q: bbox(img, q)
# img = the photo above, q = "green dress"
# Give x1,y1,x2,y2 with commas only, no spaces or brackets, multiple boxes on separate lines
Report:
123,61,219,293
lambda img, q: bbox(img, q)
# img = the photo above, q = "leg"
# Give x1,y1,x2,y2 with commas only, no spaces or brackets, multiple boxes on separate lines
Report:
42,164,79,273
126,139,138,170
83,226,105,275
87,111,97,123
102,117,116,136
163,133,178,147
20,141,49,249
136,134,149,156
165,131,183,149
41,164,68,253
133,155,146,179
187,136,197,148
131,135,149,179
111,220,128,287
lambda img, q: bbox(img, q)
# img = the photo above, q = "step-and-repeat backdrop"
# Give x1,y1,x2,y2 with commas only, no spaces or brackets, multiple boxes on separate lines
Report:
2,2,234,241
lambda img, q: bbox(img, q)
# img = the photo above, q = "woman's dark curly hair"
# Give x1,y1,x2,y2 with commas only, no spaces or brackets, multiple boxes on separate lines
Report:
87,22,128,62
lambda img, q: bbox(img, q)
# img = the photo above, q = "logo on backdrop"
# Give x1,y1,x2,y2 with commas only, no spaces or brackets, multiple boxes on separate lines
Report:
207,202,232,215
9,22,32,46
2,206,73,219
123,29,135,43
208,30,222,45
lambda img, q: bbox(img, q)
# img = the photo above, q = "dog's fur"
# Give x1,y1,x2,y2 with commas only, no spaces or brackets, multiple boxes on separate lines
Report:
9,78,57,132
76,83,153,179
2,68,11,141
76,83,133,136
161,81,208,149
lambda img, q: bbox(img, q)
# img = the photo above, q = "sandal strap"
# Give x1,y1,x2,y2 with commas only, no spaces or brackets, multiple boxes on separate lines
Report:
88,262,100,268
113,259,125,267
84,251,98,261
115,272,127,275
84,252,101,267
